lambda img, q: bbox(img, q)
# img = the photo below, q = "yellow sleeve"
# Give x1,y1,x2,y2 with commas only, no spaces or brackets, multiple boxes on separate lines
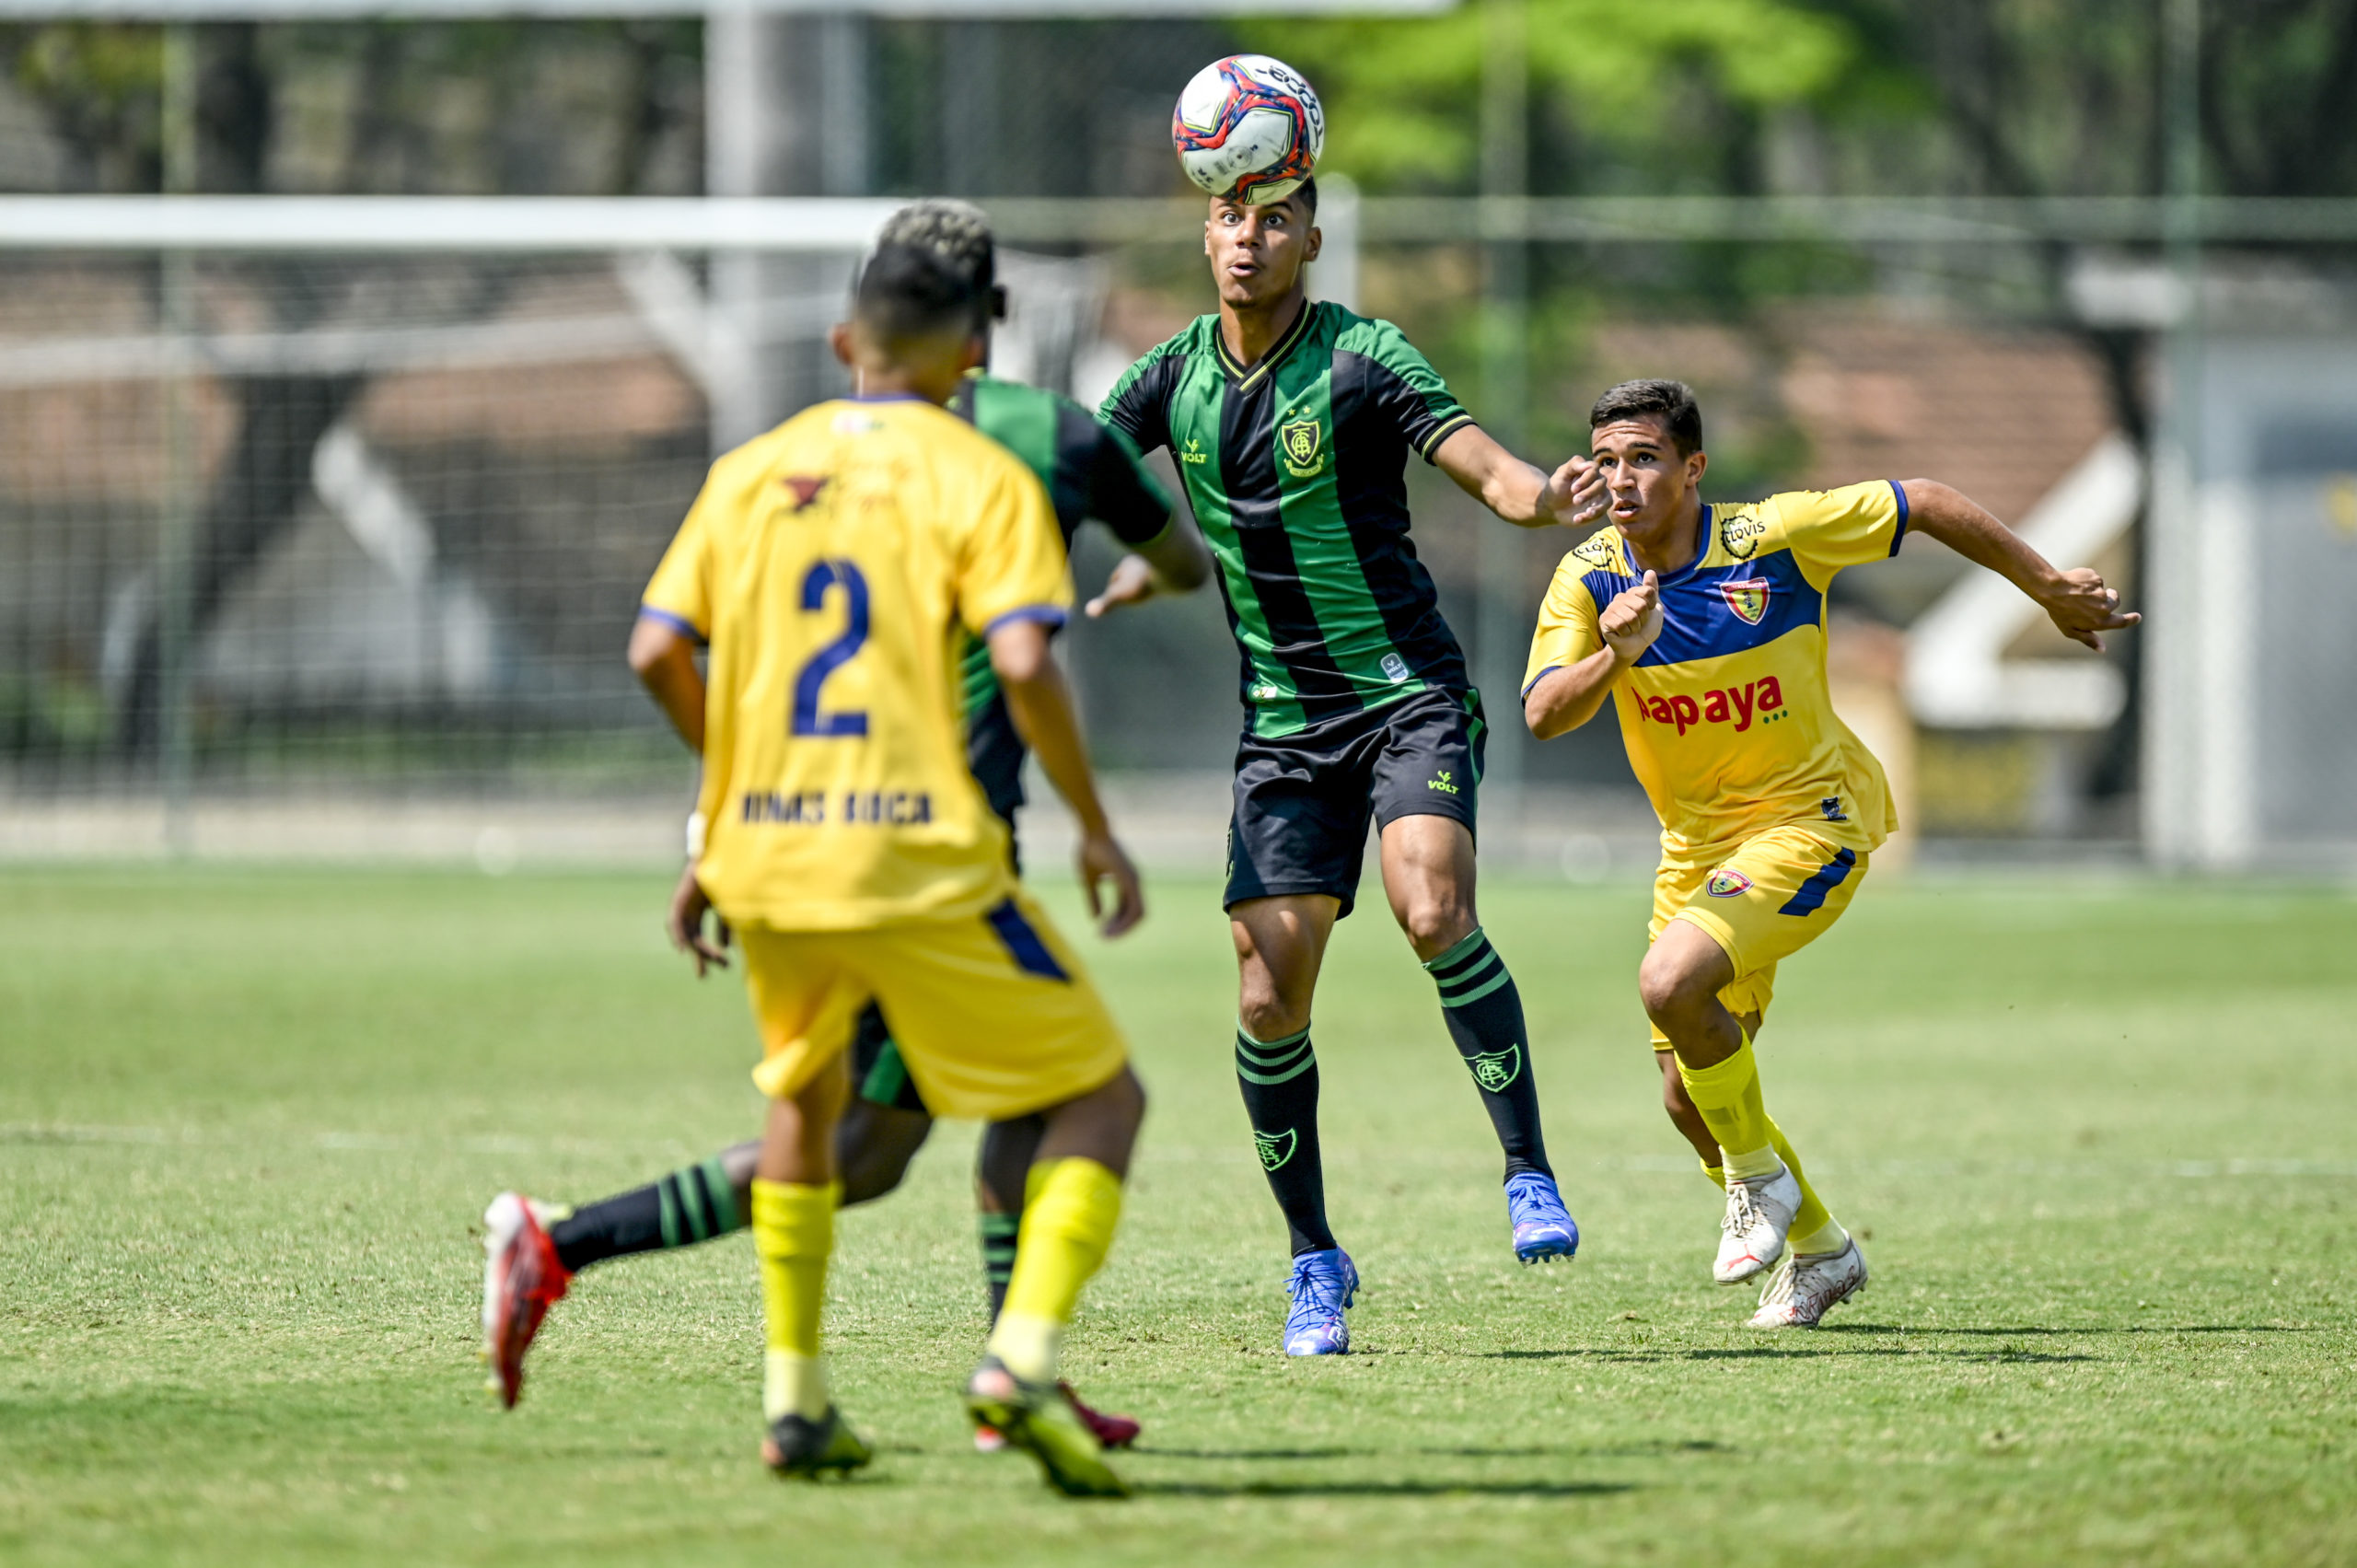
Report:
1772,480,1908,580
957,451,1074,637
1522,554,1605,698
641,472,720,642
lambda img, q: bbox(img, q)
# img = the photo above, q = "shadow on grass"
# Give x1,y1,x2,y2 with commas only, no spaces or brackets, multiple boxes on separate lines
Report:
1144,1445,1611,1460
1821,1323,2308,1337
1134,1479,1637,1499
1487,1348,2098,1365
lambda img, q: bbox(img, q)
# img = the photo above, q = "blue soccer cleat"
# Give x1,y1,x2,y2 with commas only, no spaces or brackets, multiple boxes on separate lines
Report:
1283,1248,1359,1356
1505,1171,1580,1265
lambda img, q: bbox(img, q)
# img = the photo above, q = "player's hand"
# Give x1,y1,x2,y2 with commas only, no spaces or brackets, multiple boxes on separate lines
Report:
665,864,732,977
1086,553,1161,619
1076,829,1145,938
1600,570,1665,663
2036,567,2141,652
1538,455,1608,529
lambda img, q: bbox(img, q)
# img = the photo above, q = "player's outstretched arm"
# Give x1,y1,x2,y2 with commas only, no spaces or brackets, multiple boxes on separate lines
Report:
988,618,1146,937
1900,479,2141,652
1085,519,1213,619
1432,425,1608,530
627,613,706,751
1524,572,1664,740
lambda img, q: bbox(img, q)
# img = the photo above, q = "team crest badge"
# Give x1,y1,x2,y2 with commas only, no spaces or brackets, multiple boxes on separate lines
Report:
1253,1128,1298,1171
1279,417,1325,478
1465,1044,1523,1093
1705,868,1754,898
781,475,830,511
1718,577,1771,625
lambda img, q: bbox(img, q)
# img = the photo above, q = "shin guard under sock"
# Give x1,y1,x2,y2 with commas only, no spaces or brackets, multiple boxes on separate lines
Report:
1424,929,1553,1180
1234,1025,1336,1256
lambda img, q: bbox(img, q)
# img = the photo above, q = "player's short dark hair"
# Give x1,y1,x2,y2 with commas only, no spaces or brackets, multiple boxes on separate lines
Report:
875,199,1005,323
1589,378,1703,455
851,241,985,348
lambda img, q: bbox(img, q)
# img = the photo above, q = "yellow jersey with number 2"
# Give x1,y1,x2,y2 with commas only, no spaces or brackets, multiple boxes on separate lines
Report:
642,394,1073,931
1522,482,1906,869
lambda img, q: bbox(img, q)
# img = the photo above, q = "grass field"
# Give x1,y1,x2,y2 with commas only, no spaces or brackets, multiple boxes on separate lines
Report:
4,865,2354,1567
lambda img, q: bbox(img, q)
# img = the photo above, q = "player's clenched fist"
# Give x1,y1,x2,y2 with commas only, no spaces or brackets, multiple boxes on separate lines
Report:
1600,570,1665,664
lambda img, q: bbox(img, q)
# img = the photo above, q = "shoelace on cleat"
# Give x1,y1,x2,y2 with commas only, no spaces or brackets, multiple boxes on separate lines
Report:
1721,1181,1760,1237
1287,1257,1352,1318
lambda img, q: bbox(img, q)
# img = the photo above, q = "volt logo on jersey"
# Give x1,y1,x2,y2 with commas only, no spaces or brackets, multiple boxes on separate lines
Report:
1180,436,1210,465
1254,1128,1299,1170
1279,416,1325,478
1718,577,1772,625
1465,1044,1523,1092
1705,868,1754,898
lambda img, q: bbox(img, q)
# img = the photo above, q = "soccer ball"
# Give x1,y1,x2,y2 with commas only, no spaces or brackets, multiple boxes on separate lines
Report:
1171,54,1325,206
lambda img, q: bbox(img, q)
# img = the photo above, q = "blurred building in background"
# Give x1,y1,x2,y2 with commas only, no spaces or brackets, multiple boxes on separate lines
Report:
1,0,2353,871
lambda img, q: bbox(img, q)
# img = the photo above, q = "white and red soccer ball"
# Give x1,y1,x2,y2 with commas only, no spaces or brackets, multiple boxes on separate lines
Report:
1171,54,1325,206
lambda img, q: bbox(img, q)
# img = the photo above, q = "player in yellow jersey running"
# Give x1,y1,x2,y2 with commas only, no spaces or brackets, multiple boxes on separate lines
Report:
1523,379,2137,1328
625,240,1146,1494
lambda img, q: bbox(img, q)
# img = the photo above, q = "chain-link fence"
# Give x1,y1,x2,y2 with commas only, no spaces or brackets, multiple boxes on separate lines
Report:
5,192,2355,866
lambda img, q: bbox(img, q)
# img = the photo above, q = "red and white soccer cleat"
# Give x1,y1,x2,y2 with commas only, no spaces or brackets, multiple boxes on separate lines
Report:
1747,1237,1868,1329
973,1383,1140,1452
1061,1382,1142,1450
482,1191,572,1408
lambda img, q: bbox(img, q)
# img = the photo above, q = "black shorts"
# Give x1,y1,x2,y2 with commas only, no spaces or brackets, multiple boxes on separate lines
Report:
847,797,1024,1118
1225,686,1486,921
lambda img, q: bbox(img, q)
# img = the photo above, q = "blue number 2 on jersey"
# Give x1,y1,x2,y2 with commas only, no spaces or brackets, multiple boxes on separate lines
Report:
792,559,869,738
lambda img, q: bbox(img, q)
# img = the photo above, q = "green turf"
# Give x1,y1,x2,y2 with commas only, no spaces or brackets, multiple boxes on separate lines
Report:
3,866,2353,1567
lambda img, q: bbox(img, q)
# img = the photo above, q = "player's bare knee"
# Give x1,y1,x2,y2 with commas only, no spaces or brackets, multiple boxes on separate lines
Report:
1638,947,1713,1024
1238,991,1309,1041
1397,897,1475,962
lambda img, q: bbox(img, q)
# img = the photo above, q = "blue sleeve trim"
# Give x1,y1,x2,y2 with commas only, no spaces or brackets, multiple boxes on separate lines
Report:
981,604,1069,638
1519,664,1562,700
1887,479,1910,556
637,605,706,645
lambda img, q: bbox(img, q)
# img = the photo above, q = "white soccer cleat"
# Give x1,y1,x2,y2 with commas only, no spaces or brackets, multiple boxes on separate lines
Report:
1747,1237,1868,1329
1712,1164,1802,1284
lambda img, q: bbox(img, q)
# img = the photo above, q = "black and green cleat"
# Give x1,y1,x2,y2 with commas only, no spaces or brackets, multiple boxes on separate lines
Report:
761,1406,873,1480
964,1356,1129,1499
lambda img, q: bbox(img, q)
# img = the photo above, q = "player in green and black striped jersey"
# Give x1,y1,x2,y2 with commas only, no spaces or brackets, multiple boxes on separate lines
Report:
1097,180,1606,1355
480,203,1209,1446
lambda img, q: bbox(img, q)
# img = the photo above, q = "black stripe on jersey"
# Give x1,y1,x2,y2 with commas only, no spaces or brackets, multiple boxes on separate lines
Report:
1219,377,1357,723
1332,351,1471,693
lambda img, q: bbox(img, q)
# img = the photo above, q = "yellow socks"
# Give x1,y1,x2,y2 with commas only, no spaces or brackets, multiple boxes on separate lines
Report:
1689,1103,1847,1254
1676,1035,1775,1175
986,1157,1124,1385
751,1178,838,1423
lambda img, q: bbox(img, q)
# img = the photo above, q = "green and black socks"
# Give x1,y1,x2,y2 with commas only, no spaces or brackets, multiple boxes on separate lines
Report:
1425,928,1553,1180
1234,1025,1338,1257
547,1156,739,1273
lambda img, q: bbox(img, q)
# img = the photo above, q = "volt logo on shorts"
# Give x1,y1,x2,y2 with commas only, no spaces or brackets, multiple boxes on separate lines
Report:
1705,868,1754,898
1380,652,1411,683
1631,676,1784,736
1254,1128,1299,1170
1427,770,1459,796
1465,1044,1523,1093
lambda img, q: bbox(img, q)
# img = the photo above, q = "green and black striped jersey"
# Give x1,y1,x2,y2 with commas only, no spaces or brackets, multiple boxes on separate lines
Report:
1099,300,1477,738
949,373,1173,817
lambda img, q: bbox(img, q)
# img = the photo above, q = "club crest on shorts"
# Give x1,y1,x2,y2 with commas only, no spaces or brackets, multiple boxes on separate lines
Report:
1279,416,1325,478
1253,1128,1298,1171
1718,577,1771,625
1705,867,1754,898
1465,1044,1522,1093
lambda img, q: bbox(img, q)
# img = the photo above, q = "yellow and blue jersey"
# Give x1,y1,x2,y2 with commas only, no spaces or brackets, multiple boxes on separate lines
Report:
1522,482,1906,867
642,395,1074,931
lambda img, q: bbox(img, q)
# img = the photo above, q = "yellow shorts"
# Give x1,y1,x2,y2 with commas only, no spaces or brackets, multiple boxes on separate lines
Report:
1647,823,1868,1050
737,889,1129,1121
